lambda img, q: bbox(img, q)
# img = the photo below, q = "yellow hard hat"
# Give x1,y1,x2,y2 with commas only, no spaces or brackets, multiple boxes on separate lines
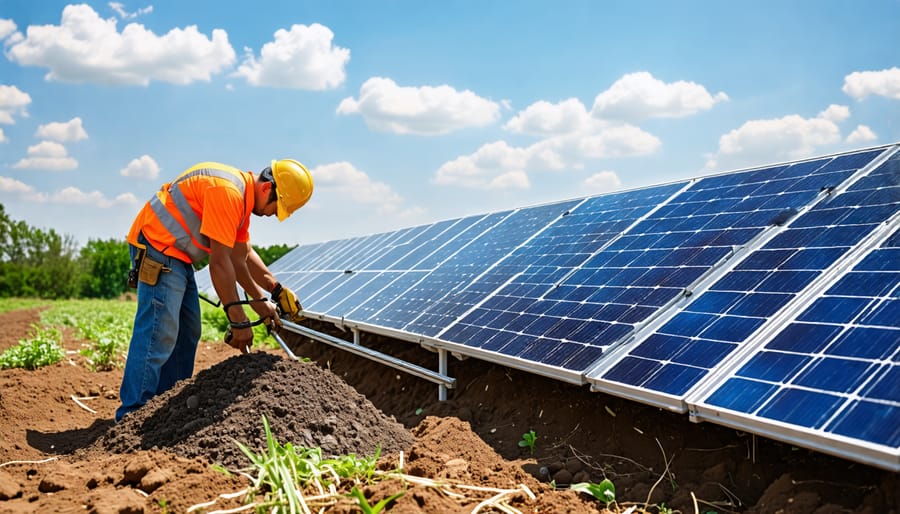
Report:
271,159,313,221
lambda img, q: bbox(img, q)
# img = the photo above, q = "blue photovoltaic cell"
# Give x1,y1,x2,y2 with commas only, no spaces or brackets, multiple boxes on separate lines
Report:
435,183,686,370
346,210,521,328
360,201,580,333
704,209,900,450
599,149,890,396
296,216,487,314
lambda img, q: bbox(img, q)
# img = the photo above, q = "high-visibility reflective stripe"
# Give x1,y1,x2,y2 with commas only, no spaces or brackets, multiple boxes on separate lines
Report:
149,167,247,264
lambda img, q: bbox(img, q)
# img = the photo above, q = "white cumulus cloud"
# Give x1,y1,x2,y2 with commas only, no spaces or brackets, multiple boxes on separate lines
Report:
234,23,349,90
0,176,34,194
843,67,900,100
313,161,406,214
583,171,622,192
503,98,591,136
0,18,17,40
846,125,877,144
0,175,135,206
119,154,160,179
436,80,664,192
51,186,118,207
13,140,77,171
592,71,728,122
705,106,849,170
0,84,31,124
36,117,88,142
434,139,575,191
5,4,235,85
337,77,501,135
818,104,850,123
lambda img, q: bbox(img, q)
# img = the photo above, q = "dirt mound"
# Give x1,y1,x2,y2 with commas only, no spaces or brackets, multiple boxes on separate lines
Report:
90,352,414,469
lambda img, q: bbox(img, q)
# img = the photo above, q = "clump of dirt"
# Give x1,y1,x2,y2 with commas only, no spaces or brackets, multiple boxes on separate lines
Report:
90,353,414,469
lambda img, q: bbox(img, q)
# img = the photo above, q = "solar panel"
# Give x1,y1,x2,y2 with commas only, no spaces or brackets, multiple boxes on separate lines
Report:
589,148,891,407
687,150,900,471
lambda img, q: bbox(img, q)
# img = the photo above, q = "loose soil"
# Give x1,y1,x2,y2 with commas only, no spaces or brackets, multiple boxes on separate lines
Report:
0,307,896,513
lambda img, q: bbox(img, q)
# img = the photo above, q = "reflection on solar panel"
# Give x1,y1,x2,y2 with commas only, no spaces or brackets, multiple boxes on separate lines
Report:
590,149,890,404
688,151,900,470
195,143,900,471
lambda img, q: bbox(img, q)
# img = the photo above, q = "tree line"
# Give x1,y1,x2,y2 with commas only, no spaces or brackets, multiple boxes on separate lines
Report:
0,204,296,299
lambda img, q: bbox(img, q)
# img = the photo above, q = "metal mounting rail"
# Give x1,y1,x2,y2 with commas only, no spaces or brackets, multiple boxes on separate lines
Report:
279,319,457,390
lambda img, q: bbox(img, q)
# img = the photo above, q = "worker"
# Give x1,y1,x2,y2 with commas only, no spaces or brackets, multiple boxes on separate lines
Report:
116,159,313,422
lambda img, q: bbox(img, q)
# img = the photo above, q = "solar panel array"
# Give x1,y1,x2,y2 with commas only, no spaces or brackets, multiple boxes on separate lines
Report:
196,144,899,471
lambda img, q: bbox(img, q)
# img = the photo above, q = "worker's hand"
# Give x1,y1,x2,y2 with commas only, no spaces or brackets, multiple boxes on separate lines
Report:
250,297,279,326
225,326,253,354
271,282,303,321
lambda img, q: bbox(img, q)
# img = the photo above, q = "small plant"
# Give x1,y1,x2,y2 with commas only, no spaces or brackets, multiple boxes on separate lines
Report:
571,478,616,507
156,498,170,514
349,486,405,514
0,325,64,370
518,429,537,454
233,415,391,511
658,501,674,514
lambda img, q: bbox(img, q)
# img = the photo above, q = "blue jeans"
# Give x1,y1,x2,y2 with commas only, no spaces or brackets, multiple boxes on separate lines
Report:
116,238,201,422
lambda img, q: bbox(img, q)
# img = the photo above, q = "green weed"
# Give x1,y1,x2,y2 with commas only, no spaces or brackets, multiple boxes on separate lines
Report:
349,486,405,514
0,325,64,370
233,415,393,512
571,478,616,506
519,429,537,454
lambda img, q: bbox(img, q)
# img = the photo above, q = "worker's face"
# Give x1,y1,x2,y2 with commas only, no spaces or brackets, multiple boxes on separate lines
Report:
253,180,278,217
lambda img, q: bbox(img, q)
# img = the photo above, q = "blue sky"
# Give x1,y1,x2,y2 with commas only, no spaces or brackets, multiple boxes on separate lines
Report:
1,1,898,249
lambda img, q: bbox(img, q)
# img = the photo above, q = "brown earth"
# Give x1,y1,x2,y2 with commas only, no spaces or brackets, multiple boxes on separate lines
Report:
0,307,897,513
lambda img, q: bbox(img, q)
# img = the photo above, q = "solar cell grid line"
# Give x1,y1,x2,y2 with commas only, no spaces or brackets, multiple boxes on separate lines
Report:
303,220,471,314
690,218,900,472
587,146,892,410
363,200,580,335
303,270,388,313
284,228,406,273
278,270,348,305
521,155,844,369
363,223,443,270
317,215,493,319
302,235,381,270
315,227,416,272
432,182,689,378
343,210,515,324
392,217,483,270
269,238,350,274
329,271,428,322
272,235,367,273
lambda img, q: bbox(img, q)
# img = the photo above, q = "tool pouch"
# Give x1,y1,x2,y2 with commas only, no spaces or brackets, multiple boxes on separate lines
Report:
127,247,145,289
138,255,167,286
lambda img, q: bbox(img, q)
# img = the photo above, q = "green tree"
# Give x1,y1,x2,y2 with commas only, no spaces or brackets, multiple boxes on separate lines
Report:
255,243,296,265
79,238,131,298
0,204,81,298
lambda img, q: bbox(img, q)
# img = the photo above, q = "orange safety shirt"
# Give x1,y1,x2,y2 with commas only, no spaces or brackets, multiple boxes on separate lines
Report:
127,162,255,264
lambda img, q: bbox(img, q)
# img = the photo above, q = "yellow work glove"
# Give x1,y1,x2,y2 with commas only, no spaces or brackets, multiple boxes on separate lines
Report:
271,282,303,321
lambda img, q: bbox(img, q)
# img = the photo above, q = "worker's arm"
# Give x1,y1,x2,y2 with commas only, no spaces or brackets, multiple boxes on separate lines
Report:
208,239,255,352
229,241,278,322
209,239,276,352
245,245,277,292
245,244,303,321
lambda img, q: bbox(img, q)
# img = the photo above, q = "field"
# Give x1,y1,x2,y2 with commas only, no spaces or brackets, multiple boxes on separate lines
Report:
0,300,896,513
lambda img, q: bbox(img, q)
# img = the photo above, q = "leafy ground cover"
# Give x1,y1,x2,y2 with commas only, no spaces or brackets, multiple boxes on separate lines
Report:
0,300,896,513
